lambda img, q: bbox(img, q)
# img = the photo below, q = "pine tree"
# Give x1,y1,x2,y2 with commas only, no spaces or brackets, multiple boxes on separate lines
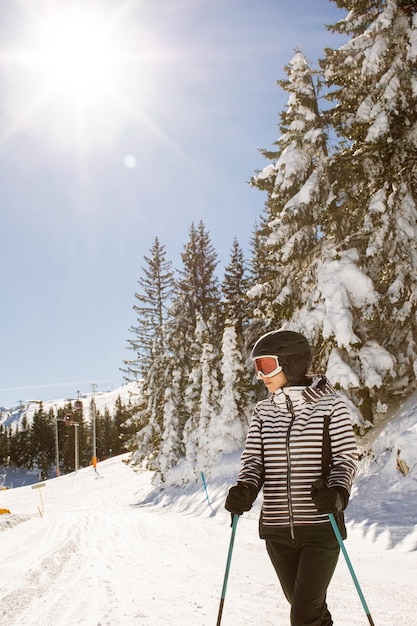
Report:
97,406,114,459
222,237,250,338
157,379,183,479
11,415,32,469
122,237,174,382
31,404,55,479
123,238,174,464
248,216,274,291
208,323,250,461
249,50,330,328
183,317,220,473
318,0,417,418
156,221,222,479
0,424,8,465
246,221,276,356
173,221,222,339
221,239,255,416
112,395,132,455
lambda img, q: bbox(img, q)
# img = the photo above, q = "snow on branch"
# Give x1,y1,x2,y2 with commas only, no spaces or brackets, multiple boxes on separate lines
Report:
316,249,378,349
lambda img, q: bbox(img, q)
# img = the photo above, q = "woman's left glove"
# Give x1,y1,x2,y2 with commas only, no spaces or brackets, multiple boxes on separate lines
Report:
225,482,258,516
311,478,347,514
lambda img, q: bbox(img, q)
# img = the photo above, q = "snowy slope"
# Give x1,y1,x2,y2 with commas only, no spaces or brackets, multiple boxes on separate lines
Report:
0,386,416,625
1,426,416,626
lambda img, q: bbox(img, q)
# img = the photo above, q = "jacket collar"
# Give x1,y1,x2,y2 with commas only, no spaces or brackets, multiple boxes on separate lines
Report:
272,375,336,405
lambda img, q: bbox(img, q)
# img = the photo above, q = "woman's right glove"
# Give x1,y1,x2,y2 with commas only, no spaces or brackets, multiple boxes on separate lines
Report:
225,482,258,516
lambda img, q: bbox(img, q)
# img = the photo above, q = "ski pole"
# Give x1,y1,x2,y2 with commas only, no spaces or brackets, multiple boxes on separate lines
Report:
200,471,214,513
329,513,375,626
216,514,239,626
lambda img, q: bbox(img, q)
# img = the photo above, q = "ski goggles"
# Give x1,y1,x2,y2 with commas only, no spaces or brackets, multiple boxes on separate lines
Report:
253,355,283,379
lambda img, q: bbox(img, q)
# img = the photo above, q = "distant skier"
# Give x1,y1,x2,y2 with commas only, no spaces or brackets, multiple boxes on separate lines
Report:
225,329,358,626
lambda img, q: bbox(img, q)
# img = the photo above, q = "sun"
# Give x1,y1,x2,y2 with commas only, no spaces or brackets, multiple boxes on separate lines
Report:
35,9,123,106
0,3,157,150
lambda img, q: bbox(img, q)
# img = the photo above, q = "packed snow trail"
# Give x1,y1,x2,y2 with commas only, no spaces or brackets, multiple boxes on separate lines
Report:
0,455,416,625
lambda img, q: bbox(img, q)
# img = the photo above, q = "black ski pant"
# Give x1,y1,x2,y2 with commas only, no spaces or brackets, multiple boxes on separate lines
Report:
264,524,340,626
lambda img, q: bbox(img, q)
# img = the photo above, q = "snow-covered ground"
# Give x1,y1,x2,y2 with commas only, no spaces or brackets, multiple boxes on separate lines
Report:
1,412,417,626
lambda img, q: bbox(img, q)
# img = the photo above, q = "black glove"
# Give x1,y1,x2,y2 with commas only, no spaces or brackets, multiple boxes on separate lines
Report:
311,478,347,514
225,482,258,516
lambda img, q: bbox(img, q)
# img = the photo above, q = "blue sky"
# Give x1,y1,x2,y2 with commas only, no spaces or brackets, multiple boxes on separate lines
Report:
0,0,345,408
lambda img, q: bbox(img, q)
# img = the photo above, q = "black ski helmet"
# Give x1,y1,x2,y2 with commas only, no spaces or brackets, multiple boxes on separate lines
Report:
252,329,312,384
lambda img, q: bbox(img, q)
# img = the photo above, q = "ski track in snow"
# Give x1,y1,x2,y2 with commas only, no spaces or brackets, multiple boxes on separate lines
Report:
0,455,416,626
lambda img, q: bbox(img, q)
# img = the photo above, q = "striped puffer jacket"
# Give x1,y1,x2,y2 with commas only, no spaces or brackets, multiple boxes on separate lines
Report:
237,376,358,538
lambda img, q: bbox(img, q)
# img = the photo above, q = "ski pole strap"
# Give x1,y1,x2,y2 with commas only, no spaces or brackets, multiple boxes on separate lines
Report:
328,513,375,626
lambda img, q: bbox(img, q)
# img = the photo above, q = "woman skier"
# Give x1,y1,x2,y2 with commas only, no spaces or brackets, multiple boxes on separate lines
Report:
225,329,358,625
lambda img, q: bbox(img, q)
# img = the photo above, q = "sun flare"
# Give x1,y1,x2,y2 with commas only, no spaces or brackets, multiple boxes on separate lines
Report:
1,3,156,150
35,11,122,105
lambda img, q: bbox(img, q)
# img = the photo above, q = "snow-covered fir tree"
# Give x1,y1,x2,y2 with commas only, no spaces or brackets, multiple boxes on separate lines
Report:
157,374,183,479
31,403,55,479
208,322,249,462
155,222,223,479
221,238,255,410
122,237,174,381
222,237,250,338
123,238,174,463
249,50,330,329
315,0,417,420
183,317,220,475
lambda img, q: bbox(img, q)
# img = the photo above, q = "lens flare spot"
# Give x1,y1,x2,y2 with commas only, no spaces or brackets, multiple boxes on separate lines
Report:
124,155,136,168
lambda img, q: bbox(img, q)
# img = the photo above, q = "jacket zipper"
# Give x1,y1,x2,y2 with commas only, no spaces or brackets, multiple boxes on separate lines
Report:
285,393,297,540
